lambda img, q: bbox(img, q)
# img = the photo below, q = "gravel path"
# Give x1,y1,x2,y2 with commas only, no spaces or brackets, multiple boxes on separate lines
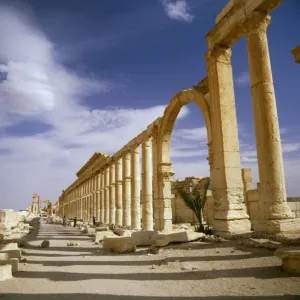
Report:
0,223,299,300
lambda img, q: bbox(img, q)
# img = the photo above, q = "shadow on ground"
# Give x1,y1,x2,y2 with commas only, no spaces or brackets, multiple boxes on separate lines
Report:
0,294,299,300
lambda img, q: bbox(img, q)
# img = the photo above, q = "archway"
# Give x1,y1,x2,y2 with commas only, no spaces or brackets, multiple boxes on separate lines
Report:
155,87,212,231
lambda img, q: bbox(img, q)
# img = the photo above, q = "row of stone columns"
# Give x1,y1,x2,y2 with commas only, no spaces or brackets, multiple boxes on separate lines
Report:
59,137,155,231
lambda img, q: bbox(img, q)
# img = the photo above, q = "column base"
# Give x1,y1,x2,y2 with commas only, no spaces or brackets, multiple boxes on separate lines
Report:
212,219,252,236
253,218,300,234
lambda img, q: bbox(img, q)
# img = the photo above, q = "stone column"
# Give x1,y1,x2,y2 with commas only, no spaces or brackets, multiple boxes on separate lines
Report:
100,171,105,223
115,158,123,226
245,12,295,232
97,173,101,221
109,163,116,224
104,167,110,224
122,151,131,227
158,162,174,231
142,137,153,231
131,145,141,230
151,127,160,231
205,45,251,234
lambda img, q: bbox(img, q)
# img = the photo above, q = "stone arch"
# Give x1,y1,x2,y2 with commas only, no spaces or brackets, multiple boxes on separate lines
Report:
155,87,212,231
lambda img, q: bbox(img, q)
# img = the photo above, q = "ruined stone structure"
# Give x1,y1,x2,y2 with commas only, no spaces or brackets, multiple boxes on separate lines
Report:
56,0,300,235
30,193,40,216
291,45,300,64
43,200,53,217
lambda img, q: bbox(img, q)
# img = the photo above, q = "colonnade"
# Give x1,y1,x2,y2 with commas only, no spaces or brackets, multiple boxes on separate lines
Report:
57,135,157,231
55,0,299,235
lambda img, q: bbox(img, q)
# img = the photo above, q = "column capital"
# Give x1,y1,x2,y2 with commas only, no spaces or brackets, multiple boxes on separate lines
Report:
205,45,232,65
245,11,271,37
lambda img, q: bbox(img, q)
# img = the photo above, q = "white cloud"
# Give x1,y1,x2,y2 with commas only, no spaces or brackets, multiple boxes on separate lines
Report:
0,2,194,210
162,0,194,23
235,72,250,87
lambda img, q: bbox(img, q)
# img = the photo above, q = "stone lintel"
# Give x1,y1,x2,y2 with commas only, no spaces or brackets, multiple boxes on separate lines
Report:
206,0,283,49
291,45,300,64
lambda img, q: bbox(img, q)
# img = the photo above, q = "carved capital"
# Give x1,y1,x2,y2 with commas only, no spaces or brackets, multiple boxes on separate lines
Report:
206,45,232,65
245,11,271,37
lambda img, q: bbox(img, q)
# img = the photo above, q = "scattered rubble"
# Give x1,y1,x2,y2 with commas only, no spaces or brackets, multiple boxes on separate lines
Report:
41,240,50,248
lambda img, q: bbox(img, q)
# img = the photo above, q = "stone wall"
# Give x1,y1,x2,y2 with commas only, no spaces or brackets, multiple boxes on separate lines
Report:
0,210,24,231
171,177,213,225
287,198,300,217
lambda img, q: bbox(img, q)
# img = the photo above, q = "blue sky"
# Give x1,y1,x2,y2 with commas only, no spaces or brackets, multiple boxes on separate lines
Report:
0,0,299,210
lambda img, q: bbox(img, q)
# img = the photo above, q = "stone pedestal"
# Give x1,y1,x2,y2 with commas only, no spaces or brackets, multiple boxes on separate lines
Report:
131,146,141,230
246,12,297,233
205,46,251,235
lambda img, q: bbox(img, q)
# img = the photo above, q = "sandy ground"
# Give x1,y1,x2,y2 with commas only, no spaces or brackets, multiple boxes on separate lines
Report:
0,223,299,300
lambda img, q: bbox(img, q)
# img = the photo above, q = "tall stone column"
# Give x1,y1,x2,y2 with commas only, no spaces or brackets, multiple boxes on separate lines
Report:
104,167,110,224
131,145,141,230
109,163,116,224
97,173,101,221
122,151,131,227
100,171,105,223
142,137,153,231
205,45,251,234
115,158,123,226
245,12,295,233
151,127,160,231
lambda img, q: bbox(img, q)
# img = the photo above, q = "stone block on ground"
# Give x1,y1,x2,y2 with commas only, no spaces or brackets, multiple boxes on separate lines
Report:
113,228,134,237
83,227,96,235
152,230,205,247
274,246,300,273
0,258,19,273
131,231,157,246
96,226,109,232
103,236,136,253
41,240,50,248
0,243,21,260
94,231,115,243
242,238,281,250
0,264,12,281
67,242,80,246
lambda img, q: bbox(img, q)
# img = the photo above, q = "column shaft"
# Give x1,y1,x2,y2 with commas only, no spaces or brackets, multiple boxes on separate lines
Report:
245,12,293,228
142,138,153,231
115,158,123,226
122,151,131,227
205,45,251,234
109,164,116,224
100,171,105,223
104,167,110,224
131,145,141,230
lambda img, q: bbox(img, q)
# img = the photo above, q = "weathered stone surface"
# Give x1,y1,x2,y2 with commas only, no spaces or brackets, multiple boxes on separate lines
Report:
41,240,50,248
67,242,80,246
0,258,19,273
94,231,115,242
275,247,300,273
242,238,281,250
131,231,157,246
83,227,96,235
113,228,134,237
96,226,109,232
0,243,21,260
0,264,12,281
103,236,136,253
152,230,205,247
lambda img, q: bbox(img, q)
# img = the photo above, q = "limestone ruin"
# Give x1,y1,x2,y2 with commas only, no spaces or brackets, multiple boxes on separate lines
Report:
1,0,300,290
56,0,300,236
